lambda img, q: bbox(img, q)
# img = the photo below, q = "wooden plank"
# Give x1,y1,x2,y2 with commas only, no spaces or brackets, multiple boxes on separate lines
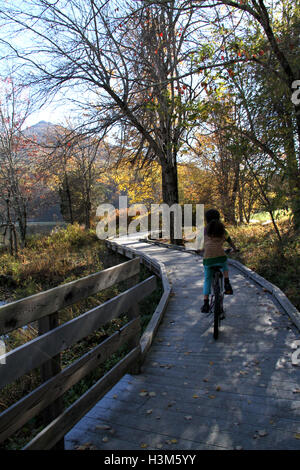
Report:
126,304,141,375
23,346,141,450
38,312,64,449
0,258,140,334
0,276,156,390
140,289,171,361
0,318,140,443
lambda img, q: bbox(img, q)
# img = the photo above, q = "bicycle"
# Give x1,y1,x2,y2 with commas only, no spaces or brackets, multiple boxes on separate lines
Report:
208,248,235,340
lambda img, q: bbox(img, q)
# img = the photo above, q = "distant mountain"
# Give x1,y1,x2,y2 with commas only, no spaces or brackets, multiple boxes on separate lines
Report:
23,120,62,144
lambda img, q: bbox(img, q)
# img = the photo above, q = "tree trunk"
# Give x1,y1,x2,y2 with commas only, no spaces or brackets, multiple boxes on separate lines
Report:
284,111,300,229
238,183,244,225
161,161,181,244
65,173,74,224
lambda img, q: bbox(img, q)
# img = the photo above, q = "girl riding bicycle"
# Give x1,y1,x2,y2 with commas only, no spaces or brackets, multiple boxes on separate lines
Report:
201,209,238,313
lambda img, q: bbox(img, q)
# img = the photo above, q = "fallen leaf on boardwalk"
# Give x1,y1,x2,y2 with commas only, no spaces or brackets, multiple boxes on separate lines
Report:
113,394,118,399
209,395,216,399
75,442,94,450
170,439,178,444
139,392,148,397
294,433,300,440
235,446,243,450
146,409,153,414
140,443,148,448
95,424,111,431
149,391,157,397
258,430,268,437
203,378,208,382
209,361,214,366
156,444,163,449
216,386,221,391
193,394,199,399
102,437,109,443
184,416,192,420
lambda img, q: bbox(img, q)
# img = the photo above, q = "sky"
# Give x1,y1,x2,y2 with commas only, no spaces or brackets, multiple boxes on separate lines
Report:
22,102,71,129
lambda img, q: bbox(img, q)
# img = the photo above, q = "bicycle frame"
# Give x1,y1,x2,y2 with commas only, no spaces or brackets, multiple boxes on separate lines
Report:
209,266,224,340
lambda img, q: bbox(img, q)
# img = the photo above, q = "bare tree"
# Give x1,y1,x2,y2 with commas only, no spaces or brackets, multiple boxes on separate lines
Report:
0,0,209,242
0,75,35,250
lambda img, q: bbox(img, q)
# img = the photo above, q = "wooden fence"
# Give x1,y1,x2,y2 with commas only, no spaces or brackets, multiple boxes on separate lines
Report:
105,240,172,361
0,257,156,450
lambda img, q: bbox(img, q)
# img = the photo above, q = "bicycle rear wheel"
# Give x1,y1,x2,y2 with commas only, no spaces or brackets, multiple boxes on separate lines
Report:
213,272,221,340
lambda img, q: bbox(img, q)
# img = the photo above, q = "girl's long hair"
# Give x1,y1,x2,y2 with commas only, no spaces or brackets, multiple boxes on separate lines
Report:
206,219,225,238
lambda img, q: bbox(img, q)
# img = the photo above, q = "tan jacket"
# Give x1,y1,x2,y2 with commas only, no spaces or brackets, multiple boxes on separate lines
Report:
203,232,227,259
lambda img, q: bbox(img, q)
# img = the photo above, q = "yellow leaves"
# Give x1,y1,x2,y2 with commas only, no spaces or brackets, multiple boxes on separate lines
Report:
106,160,162,205
140,443,148,448
294,433,300,440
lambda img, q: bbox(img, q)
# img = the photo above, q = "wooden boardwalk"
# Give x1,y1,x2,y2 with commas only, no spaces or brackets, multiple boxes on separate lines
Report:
65,238,300,450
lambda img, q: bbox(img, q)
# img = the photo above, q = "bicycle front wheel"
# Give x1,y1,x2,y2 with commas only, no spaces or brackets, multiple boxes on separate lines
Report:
213,272,221,340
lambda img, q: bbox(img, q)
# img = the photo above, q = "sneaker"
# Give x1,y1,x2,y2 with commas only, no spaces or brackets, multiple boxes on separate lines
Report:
201,301,210,313
224,280,233,295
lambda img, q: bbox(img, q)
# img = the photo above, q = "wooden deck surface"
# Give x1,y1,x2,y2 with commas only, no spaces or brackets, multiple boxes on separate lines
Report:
65,238,300,450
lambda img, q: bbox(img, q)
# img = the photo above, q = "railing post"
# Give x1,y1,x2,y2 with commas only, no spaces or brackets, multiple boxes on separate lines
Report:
127,304,141,375
38,312,64,450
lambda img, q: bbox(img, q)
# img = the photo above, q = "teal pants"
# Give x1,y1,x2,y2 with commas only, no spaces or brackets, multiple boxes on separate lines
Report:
203,260,228,296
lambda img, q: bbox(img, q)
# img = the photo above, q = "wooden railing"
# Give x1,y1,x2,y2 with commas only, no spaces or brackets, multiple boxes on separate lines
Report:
0,257,156,450
105,240,172,360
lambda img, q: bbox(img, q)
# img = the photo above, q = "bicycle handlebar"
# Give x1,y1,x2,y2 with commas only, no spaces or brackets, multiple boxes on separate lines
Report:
225,247,240,254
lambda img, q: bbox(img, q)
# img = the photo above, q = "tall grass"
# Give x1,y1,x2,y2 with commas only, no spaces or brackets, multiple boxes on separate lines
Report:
228,219,300,310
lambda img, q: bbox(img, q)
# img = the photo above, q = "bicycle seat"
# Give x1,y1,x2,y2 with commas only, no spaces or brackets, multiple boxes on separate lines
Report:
210,266,223,272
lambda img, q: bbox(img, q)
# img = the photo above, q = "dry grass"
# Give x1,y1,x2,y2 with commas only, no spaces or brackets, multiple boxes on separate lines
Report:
228,219,300,310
